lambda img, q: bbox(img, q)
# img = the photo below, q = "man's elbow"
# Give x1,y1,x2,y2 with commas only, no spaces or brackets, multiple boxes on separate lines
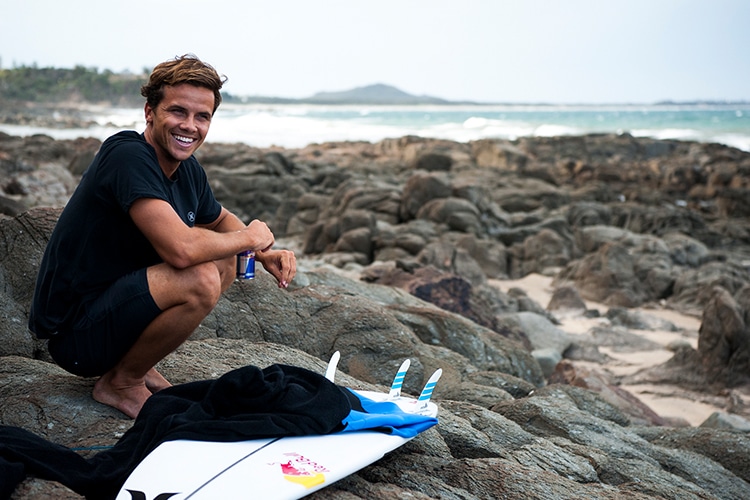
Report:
162,245,196,270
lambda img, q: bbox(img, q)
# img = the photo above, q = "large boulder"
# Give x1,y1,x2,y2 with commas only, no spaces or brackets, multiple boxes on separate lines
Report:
698,286,750,386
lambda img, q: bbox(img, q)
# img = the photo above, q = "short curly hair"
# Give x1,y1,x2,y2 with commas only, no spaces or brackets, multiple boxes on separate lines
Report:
141,54,227,114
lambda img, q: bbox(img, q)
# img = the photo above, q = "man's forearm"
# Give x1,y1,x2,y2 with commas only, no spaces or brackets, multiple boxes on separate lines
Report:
208,208,247,233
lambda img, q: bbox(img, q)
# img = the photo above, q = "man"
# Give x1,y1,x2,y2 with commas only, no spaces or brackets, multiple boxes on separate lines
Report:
28,55,296,419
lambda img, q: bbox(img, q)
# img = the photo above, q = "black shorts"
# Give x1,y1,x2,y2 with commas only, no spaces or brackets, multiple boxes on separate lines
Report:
47,268,162,377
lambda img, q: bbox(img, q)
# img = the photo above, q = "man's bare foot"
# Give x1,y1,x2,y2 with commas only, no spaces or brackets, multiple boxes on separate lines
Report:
145,367,172,393
92,372,152,419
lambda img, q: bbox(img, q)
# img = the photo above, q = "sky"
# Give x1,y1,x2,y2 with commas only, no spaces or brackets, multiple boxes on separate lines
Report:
1,0,749,104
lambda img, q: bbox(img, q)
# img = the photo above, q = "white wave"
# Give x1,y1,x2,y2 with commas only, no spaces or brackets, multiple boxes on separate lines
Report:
208,110,411,148
710,133,750,151
93,108,142,128
462,116,491,129
0,123,130,142
631,128,702,141
533,124,582,137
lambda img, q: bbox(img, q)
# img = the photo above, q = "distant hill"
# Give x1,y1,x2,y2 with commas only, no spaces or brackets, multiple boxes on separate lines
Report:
233,83,479,106
304,83,449,105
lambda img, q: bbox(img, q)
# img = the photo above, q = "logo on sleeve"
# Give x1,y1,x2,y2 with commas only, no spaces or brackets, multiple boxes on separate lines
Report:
187,211,196,223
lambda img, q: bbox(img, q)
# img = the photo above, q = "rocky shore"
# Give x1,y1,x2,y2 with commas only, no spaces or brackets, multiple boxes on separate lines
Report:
2,129,750,499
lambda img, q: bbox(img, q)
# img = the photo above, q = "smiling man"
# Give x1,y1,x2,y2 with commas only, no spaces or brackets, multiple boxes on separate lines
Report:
28,55,296,419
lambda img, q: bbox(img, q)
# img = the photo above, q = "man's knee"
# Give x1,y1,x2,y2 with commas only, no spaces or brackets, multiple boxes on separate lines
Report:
185,262,223,310
216,255,236,291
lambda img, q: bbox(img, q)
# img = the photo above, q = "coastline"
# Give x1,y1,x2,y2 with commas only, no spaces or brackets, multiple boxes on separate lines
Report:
1,101,750,152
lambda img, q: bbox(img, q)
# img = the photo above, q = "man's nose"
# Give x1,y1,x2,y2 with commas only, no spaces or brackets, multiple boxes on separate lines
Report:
181,114,198,131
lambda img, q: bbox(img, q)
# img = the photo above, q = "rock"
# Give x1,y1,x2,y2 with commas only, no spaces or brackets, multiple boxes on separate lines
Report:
367,266,535,355
0,195,26,217
492,384,750,498
334,226,374,257
416,197,482,235
700,411,750,432
510,227,574,277
411,152,453,172
634,426,750,484
548,360,669,426
492,177,569,213
416,240,486,285
531,347,562,378
606,306,680,331
514,311,571,355
662,231,710,267
507,287,552,318
588,324,663,353
453,233,508,279
671,260,750,315
566,201,613,227
547,285,587,313
698,286,750,386
471,139,529,170
554,241,650,307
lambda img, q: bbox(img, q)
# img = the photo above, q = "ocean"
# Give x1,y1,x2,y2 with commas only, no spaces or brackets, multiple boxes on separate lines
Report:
2,103,750,152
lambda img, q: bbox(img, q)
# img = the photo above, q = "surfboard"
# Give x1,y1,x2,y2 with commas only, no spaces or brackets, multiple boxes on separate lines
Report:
115,354,441,500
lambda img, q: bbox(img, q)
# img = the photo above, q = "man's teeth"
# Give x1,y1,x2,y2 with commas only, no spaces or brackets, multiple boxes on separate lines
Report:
174,135,194,144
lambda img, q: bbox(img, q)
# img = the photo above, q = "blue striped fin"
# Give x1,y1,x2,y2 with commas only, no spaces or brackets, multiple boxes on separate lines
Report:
388,359,411,398
417,369,443,402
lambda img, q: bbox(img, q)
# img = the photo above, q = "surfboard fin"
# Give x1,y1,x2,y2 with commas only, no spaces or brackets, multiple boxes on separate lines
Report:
388,359,411,398
325,351,340,382
417,368,442,407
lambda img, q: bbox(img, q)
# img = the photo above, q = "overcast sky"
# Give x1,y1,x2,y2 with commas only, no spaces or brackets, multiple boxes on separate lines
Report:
2,0,748,104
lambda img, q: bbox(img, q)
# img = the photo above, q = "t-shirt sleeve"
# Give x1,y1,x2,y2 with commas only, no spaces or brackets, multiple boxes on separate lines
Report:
97,139,171,214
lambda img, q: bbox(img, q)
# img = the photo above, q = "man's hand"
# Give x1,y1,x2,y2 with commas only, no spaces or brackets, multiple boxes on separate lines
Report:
256,248,297,288
245,219,275,253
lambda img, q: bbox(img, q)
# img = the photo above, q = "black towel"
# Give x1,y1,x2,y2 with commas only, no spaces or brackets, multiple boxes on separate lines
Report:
0,364,352,500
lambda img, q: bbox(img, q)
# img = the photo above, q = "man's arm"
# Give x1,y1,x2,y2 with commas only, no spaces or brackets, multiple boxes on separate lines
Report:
199,206,247,233
129,199,274,269
199,204,297,287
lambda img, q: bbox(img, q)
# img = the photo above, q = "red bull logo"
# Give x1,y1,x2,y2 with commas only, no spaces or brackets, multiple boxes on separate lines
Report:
272,452,330,489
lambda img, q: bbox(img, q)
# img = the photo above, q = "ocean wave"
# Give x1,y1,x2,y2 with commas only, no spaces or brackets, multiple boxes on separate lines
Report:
533,124,583,137
631,128,702,141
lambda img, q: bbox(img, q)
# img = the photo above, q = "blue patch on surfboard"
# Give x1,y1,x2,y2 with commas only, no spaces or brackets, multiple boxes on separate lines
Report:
116,353,441,500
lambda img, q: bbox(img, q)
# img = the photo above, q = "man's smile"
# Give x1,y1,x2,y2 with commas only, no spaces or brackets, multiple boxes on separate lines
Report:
173,134,195,145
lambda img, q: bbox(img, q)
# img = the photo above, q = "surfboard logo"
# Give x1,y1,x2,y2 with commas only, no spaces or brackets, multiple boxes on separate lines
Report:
125,490,179,500
272,452,330,489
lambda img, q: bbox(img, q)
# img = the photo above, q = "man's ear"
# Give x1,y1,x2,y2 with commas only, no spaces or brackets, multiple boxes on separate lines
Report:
144,102,154,124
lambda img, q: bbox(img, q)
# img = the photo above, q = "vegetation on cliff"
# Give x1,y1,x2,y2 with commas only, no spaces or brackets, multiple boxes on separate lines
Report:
0,64,149,105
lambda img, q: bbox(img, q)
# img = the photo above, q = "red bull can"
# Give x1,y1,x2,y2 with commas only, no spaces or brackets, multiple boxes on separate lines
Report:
236,250,255,280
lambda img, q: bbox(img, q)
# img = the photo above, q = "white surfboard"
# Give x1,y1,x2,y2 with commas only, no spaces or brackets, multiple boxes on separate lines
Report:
116,355,441,500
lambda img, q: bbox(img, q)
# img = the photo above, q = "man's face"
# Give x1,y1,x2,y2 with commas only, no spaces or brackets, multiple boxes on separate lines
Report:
144,83,215,173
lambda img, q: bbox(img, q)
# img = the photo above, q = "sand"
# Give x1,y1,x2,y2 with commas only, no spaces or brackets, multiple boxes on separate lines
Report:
491,273,721,426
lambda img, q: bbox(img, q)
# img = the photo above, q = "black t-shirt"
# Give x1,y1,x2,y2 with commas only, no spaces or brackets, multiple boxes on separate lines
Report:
28,131,222,338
